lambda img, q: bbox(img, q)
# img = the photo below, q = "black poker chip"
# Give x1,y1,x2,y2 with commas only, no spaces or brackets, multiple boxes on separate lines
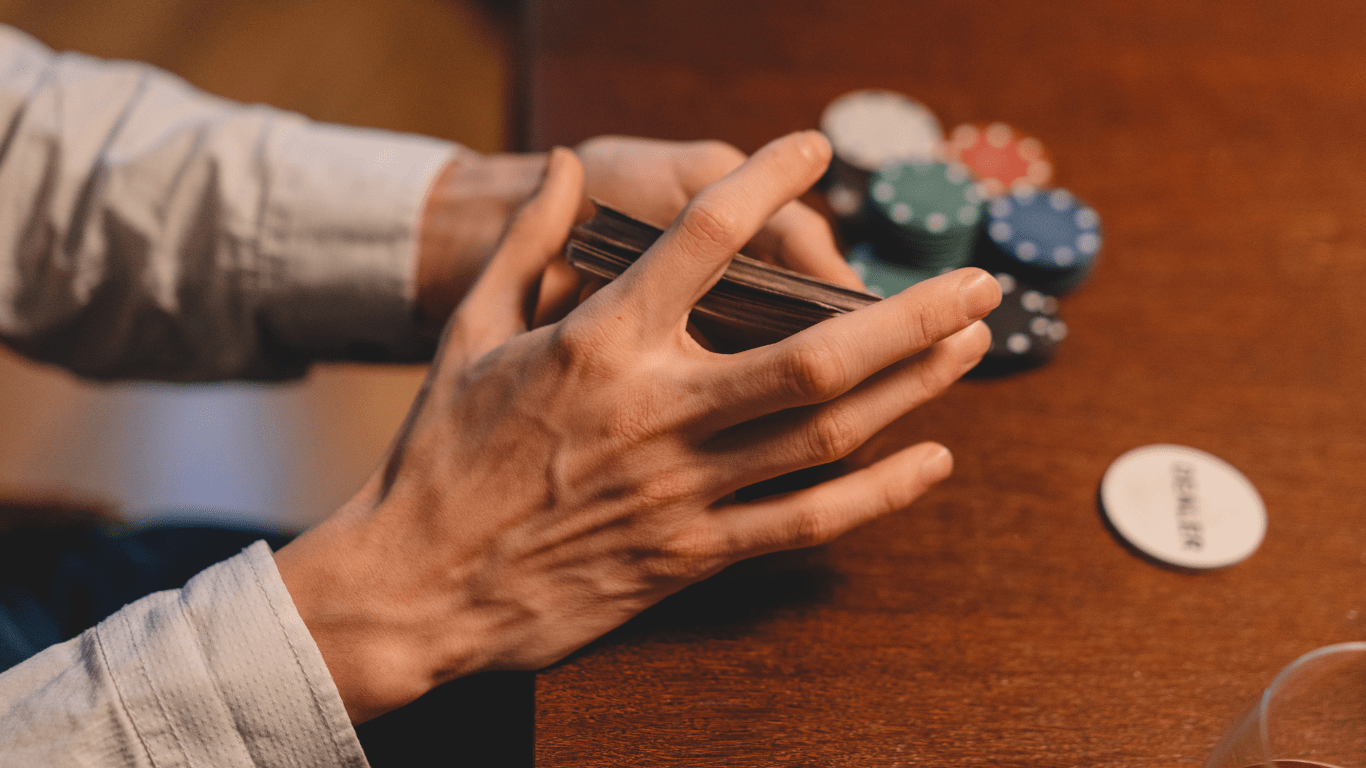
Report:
971,272,1067,376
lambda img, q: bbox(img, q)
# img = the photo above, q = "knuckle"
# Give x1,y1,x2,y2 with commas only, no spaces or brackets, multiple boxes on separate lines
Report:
550,320,599,368
647,524,722,581
899,353,954,405
550,315,630,382
785,340,849,402
664,525,720,565
790,506,836,549
916,363,954,402
806,404,862,463
878,478,914,515
636,471,692,509
912,307,943,350
677,198,742,253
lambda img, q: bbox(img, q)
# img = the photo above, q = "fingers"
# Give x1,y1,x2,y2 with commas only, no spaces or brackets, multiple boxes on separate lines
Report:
576,136,743,227
452,147,583,356
744,199,866,290
714,441,955,559
473,147,583,306
601,131,833,338
531,257,586,328
668,139,749,198
578,135,860,294
664,139,861,291
701,320,989,492
699,268,1000,426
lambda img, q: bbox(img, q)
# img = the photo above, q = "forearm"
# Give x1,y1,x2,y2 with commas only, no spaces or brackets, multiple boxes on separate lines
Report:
0,25,453,380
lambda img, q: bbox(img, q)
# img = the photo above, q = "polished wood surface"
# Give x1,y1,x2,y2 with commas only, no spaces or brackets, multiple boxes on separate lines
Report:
524,1,1366,765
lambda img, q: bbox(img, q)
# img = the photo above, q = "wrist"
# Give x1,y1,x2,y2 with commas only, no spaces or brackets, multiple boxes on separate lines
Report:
415,149,550,331
273,500,489,723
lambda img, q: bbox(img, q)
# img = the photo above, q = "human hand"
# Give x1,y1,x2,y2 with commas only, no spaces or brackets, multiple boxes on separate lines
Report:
574,136,862,288
416,136,862,332
414,148,549,331
275,133,999,725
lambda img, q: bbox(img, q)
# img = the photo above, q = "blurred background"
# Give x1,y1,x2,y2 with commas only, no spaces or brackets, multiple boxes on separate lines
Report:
0,0,516,530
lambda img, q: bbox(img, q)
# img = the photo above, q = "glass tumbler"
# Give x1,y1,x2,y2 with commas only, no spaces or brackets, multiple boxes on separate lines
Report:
1204,642,1366,768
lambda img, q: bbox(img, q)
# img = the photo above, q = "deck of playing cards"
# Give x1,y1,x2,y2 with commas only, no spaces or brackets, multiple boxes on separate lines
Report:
565,203,880,351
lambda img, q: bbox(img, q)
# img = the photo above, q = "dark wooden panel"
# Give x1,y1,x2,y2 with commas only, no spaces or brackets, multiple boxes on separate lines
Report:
525,1,1366,765
3,0,511,151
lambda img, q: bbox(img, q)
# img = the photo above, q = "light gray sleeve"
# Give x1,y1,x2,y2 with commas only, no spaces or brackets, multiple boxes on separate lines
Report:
0,24,456,380
0,541,369,768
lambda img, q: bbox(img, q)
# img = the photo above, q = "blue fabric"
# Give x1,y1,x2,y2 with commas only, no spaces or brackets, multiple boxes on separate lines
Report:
0,520,531,765
0,522,291,674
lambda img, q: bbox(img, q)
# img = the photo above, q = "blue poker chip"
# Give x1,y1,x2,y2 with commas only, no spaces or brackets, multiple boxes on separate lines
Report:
976,186,1101,294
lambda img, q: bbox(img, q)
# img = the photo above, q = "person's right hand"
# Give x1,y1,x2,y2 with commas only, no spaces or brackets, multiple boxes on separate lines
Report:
274,131,1000,725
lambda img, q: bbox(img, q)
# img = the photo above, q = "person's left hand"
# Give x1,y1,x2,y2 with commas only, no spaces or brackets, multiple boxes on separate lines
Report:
417,137,865,332
575,136,863,288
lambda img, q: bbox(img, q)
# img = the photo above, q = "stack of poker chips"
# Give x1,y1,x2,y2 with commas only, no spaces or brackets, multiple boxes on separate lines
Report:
819,89,943,218
974,273,1068,375
864,160,983,272
846,242,952,298
972,186,1102,296
814,89,1104,376
945,122,1053,198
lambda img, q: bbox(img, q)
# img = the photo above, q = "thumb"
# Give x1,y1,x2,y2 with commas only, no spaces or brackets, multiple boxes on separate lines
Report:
449,146,584,359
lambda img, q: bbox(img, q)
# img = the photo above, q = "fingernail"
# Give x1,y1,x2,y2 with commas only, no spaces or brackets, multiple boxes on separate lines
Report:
959,320,992,367
920,445,954,484
959,270,1001,319
544,146,574,181
793,130,830,163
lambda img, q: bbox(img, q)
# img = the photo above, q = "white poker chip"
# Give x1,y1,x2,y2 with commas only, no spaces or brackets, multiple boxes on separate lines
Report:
819,89,944,171
1100,444,1266,570
825,184,863,217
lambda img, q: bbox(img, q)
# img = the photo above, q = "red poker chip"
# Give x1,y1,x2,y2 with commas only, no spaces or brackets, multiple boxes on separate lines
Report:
945,122,1053,198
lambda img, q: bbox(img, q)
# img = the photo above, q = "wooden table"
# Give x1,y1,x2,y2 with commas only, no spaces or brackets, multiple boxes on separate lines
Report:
519,1,1366,765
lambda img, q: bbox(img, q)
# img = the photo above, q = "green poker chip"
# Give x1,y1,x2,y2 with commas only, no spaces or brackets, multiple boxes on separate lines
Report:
847,242,953,297
866,161,983,270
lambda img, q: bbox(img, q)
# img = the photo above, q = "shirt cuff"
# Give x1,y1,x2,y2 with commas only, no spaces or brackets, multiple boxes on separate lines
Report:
255,120,457,362
95,541,368,768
